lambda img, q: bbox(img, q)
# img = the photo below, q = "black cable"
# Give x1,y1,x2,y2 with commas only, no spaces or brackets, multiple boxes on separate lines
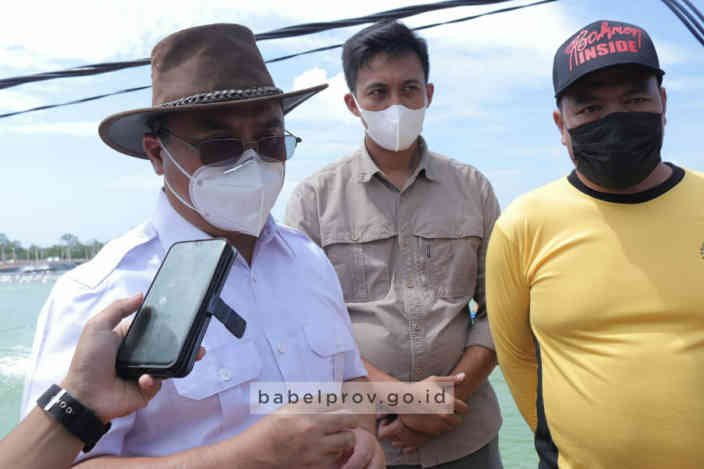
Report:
412,0,556,31
670,0,704,35
0,85,151,119
255,0,515,40
661,0,704,46
268,0,558,62
0,0,557,120
0,0,515,91
681,0,704,23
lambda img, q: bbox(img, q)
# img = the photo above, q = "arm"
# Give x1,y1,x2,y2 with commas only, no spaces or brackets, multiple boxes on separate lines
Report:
452,176,502,402
450,340,497,402
0,295,163,469
485,224,537,430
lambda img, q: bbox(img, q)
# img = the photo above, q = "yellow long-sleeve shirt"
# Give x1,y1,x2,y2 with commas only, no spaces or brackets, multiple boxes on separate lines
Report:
487,164,704,469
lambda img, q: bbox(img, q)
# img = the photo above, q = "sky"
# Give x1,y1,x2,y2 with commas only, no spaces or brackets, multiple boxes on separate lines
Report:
1,0,703,247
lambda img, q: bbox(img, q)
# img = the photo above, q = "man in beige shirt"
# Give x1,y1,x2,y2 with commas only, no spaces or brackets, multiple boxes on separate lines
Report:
285,21,502,468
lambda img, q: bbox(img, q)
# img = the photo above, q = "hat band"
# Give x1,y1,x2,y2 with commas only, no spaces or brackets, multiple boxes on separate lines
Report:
160,86,283,108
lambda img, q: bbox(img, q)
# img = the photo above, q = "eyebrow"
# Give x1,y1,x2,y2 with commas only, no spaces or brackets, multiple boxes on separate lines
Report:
363,81,389,91
194,116,284,134
571,78,651,105
623,79,650,95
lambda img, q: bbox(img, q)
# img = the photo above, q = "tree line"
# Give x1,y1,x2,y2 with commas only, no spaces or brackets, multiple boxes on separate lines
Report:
0,233,104,263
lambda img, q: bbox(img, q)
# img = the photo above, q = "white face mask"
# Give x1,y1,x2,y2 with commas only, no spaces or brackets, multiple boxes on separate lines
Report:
161,143,284,237
353,93,427,152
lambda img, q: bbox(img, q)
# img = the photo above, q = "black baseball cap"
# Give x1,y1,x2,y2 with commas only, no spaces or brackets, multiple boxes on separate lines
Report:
553,20,665,99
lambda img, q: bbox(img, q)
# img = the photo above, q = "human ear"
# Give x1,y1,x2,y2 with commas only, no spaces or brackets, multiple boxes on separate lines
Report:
143,134,164,175
553,110,569,147
344,93,361,117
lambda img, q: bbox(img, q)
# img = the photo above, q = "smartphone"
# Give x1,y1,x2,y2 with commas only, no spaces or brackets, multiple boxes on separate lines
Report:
116,238,236,379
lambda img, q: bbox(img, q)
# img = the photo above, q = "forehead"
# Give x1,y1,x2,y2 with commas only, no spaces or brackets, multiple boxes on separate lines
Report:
563,65,658,100
164,100,284,131
356,51,425,86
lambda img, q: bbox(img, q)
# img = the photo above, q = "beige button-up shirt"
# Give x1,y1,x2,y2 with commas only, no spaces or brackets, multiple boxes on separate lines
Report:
285,138,502,467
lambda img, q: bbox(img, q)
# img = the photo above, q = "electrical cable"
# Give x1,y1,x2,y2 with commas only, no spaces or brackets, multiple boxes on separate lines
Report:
0,0,557,119
661,0,704,46
669,0,704,36
0,0,516,91
681,0,704,24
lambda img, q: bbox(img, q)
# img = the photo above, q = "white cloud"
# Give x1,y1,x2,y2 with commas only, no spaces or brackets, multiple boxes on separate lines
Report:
288,69,358,127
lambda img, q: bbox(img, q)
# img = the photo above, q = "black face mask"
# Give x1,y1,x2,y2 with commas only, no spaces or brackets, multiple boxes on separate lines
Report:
568,112,664,190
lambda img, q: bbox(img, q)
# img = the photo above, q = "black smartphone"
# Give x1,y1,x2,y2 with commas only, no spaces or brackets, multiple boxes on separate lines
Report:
116,238,236,379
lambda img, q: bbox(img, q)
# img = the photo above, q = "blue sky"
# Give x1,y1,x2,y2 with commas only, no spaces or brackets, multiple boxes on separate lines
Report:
1,0,703,247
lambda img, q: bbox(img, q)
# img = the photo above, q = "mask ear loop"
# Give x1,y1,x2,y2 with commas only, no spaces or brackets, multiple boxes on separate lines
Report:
159,138,198,212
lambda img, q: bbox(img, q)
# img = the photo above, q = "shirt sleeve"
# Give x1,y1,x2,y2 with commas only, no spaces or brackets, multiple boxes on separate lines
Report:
486,223,537,431
466,178,501,350
284,181,322,247
21,276,136,460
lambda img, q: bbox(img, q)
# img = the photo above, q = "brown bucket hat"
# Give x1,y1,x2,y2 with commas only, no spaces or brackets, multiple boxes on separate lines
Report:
99,23,327,158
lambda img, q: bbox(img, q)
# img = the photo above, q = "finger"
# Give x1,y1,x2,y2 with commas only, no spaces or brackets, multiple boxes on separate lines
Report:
454,399,469,415
196,346,207,361
340,430,374,469
430,373,465,384
369,443,385,469
377,417,403,440
321,411,359,434
114,317,133,337
95,293,143,331
320,429,356,455
403,446,418,454
137,374,162,401
442,414,462,427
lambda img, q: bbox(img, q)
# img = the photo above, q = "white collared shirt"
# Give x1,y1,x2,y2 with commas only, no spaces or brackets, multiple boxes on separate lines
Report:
21,191,366,459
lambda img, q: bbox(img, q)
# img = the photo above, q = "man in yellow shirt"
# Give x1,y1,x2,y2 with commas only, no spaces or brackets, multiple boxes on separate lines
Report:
487,20,704,469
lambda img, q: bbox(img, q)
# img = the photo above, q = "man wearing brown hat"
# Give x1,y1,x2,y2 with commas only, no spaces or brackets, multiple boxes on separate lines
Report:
21,23,383,468
486,20,704,468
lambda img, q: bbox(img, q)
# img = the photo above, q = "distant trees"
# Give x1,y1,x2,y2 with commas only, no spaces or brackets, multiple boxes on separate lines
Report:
0,233,104,263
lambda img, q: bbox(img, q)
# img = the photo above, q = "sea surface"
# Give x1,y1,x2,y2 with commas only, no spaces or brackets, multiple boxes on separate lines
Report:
0,277,537,467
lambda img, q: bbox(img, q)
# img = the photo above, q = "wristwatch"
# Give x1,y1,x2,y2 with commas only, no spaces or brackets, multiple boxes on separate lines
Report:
37,384,112,452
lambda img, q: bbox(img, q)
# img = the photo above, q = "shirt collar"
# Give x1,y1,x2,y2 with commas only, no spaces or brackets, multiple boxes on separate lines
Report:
357,136,438,183
152,190,295,259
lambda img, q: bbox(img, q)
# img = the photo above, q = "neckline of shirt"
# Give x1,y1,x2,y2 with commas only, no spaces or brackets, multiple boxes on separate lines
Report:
151,190,291,258
567,162,685,204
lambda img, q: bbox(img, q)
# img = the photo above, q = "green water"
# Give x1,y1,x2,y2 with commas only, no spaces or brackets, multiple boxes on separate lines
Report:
0,278,537,467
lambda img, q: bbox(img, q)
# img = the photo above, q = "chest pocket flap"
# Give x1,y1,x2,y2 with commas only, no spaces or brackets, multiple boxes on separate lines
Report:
173,340,262,400
413,216,483,298
320,225,396,303
304,322,357,382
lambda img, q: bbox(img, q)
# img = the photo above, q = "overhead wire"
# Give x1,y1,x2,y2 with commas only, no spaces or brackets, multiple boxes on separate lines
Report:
0,0,557,120
661,0,704,46
0,0,516,92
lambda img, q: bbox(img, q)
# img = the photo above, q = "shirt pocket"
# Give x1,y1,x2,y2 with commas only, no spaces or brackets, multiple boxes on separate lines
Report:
303,322,357,383
321,229,394,303
414,217,483,298
172,340,262,400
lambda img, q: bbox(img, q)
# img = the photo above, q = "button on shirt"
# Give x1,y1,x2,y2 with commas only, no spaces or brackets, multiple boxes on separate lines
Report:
21,191,366,461
285,138,502,467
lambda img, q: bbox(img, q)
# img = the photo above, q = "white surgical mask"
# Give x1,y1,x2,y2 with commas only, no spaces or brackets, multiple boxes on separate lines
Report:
353,93,427,152
161,143,284,236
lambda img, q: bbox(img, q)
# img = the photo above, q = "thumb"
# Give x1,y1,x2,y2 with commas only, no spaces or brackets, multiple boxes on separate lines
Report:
431,373,466,384
96,293,143,330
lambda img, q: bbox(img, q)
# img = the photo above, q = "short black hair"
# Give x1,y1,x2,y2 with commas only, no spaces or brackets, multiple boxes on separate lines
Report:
342,21,429,93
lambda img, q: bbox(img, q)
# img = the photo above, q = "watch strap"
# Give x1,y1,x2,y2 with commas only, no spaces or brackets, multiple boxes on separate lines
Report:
37,384,111,452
